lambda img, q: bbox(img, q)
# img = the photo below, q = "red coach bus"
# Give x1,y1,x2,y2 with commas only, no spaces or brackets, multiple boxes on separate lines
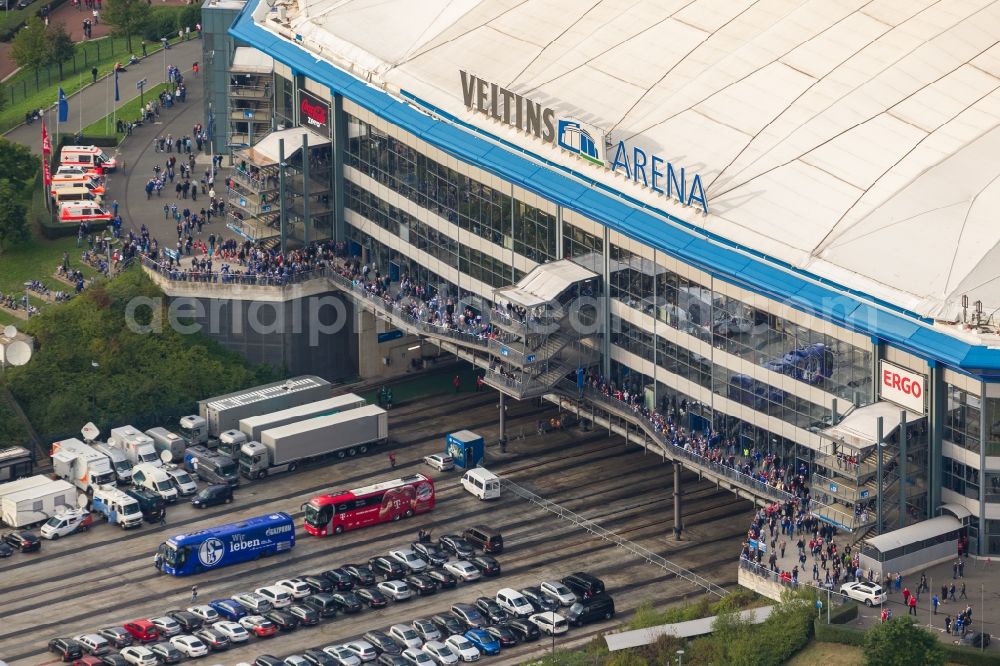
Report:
303,473,435,536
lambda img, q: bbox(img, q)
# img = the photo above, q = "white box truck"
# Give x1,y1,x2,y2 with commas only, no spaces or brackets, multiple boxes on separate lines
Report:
91,485,143,529
0,475,78,528
239,404,388,480
108,426,160,467
194,375,332,438
50,438,116,495
91,441,133,484
239,394,367,442
144,427,188,462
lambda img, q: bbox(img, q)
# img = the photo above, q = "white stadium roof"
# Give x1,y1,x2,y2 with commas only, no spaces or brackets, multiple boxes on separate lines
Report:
284,0,1000,322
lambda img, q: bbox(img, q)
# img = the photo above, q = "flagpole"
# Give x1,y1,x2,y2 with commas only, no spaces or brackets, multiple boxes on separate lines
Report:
105,75,110,135
78,73,83,134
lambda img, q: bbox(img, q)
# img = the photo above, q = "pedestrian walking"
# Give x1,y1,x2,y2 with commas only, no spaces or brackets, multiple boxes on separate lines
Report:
941,584,948,603
932,594,939,615
960,582,967,599
388,453,397,469
190,584,198,603
91,66,98,83
159,512,166,527
452,374,461,392
953,561,959,579
949,582,957,601
958,558,965,578
902,587,910,606
908,595,917,616
141,40,147,57
945,615,952,634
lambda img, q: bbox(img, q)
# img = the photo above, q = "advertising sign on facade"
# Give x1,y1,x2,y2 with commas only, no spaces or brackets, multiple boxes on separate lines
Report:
299,90,330,134
879,360,926,413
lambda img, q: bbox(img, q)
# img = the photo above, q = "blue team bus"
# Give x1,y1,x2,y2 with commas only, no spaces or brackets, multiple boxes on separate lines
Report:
155,512,295,576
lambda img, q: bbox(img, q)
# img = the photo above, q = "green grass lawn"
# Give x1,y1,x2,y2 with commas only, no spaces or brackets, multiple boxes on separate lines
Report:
82,82,171,140
0,235,101,298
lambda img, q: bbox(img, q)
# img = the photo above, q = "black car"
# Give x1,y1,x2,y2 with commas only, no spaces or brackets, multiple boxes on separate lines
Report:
287,604,320,626
15,0,34,10
469,555,501,577
377,655,409,666
150,642,183,664
411,541,449,566
190,483,233,508
97,627,134,649
960,632,991,648
356,587,389,609
100,655,129,666
4,530,41,553
363,630,402,655
322,568,356,590
255,656,285,666
425,568,458,589
508,618,540,642
48,638,83,661
0,541,13,558
331,591,363,613
303,648,338,666
430,613,465,637
451,603,487,629
193,627,230,651
438,534,475,559
368,556,407,581
342,564,377,587
404,573,438,596
475,597,510,624
521,586,559,612
485,624,518,647
166,609,203,633
265,608,301,631
301,573,335,594
302,592,339,617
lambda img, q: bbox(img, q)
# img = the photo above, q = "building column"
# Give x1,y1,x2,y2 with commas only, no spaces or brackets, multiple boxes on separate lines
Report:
928,363,944,517
302,133,311,246
899,409,907,529
876,416,884,535
498,393,507,452
979,379,988,556
278,138,287,257
601,226,611,381
555,207,564,260
332,93,346,243
673,462,683,540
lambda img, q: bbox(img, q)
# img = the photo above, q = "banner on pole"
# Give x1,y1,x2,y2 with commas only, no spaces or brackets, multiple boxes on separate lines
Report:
114,70,120,102
58,88,68,123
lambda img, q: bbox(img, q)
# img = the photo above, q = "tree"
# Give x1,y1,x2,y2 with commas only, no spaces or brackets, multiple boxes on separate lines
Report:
10,17,48,89
0,179,29,252
102,0,149,53
864,617,944,666
0,139,39,184
44,22,75,80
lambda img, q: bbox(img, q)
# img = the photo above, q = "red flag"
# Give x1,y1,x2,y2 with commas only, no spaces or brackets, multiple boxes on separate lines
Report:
41,121,51,157
42,159,52,189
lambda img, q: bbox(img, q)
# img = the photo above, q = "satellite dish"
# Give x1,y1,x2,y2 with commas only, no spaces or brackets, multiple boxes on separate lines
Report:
2,325,15,339
5,340,31,366
77,494,90,509
81,422,101,442
160,450,173,464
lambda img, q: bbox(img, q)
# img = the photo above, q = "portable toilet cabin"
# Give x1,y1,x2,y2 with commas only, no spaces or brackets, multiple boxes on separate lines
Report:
446,430,484,470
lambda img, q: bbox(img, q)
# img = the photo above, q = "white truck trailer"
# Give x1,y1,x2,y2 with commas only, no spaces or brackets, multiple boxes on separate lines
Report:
0,475,78,528
144,427,188,462
108,426,160,467
239,404,388,480
191,375,332,438
50,438,116,495
238,394,367,442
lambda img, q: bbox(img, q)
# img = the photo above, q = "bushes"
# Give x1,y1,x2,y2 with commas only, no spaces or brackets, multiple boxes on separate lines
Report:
940,643,1000,666
813,619,866,645
0,0,69,42
828,600,859,624
141,5,201,42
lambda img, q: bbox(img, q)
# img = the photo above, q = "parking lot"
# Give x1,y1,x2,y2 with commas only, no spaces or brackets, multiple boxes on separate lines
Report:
0,389,753,665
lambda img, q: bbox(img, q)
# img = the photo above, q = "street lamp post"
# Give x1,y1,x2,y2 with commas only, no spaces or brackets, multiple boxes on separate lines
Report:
90,360,99,413
677,649,685,666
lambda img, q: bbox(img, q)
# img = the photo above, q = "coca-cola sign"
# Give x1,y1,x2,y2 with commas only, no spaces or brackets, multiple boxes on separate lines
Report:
299,91,329,132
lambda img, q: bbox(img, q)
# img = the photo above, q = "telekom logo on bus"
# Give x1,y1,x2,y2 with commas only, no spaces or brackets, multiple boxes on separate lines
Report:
879,361,925,413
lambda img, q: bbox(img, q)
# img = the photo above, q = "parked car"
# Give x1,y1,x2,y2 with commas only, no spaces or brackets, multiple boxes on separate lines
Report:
506,618,540,642
430,613,465,637
256,585,294,608
425,568,458,589
405,573,439,596
322,568,356,590
369,556,407,581
960,632,991,648
97,627,134,649
475,597,509,625
149,616,182,638
462,629,499,656
443,561,481,582
343,640,378,663
276,578,314,599
377,655,409,666
99,654,128,666
561,572,605,600
287,604,320,626
400,649,434,666
265,608,301,631
468,555,500,577
362,630,402,655
331,591,364,613
342,564,377,587
323,644,363,666
529,612,568,635
0,541,13,557
185,605,220,624
378,580,413,601
450,603,487,629
301,573,336,594
255,656,285,666
210,598,249,621
192,627,230,651
356,586,389,608
231,591,273,615
839,581,887,607
540,581,577,606
566,593,616,626
74,634,111,657
520,587,559,612
165,610,203,633
484,624,518,647
411,541,449,566
389,548,429,573
495,589,534,618
239,616,279,639
213,620,250,643
148,642,183,664
190,484,233,508
302,593,340,617
3,530,41,552
303,648,339,666
119,646,157,666
387,623,423,650
411,618,441,643
285,656,311,666
49,638,84,661
423,454,454,471
122,621,158,643
422,641,459,665
168,635,208,658
438,535,475,559
444,635,480,662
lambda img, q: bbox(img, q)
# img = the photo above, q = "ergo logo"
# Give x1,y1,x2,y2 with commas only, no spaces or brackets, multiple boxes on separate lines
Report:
882,369,922,398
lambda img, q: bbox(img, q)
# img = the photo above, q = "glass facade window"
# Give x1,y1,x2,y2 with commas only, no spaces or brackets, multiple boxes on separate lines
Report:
944,385,981,453
274,74,295,130
345,113,556,264
987,520,1000,556
943,456,980,500
564,223,602,259
985,395,1000,457
985,471,1000,504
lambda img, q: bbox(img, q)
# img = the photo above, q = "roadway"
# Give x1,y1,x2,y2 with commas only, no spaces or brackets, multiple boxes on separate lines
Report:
0,389,753,665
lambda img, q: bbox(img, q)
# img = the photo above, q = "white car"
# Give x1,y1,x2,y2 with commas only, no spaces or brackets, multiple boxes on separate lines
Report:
423,454,454,471
120,646,158,666
285,657,311,666
213,620,250,642
496,588,534,617
163,465,198,495
390,548,429,572
423,640,460,665
276,578,313,599
444,560,481,582
529,611,568,635
186,605,220,623
840,581,888,606
232,591,273,613
322,644,363,666
540,581,578,606
256,584,293,608
149,616,182,638
444,635,480,662
41,508,92,539
169,634,209,658
401,648,435,666
343,640,378,662
378,580,413,601
388,624,423,649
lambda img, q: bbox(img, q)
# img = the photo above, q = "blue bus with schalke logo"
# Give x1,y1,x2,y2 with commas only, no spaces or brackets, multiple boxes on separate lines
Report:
155,512,295,576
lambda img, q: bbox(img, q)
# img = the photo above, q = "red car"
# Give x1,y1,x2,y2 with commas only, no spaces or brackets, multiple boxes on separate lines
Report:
240,615,278,638
123,620,159,643
72,658,104,666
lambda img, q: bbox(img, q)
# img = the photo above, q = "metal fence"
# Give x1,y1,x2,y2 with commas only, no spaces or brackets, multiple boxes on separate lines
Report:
502,475,730,597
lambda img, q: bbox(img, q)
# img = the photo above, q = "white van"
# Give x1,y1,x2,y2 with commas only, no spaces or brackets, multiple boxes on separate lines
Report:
461,467,501,500
60,145,117,172
52,186,103,206
130,462,178,502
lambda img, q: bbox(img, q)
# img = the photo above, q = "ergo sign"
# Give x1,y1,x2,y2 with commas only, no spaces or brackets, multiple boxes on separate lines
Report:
879,361,925,413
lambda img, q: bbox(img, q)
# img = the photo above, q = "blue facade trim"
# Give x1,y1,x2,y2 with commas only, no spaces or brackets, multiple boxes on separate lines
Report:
229,2,1000,375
